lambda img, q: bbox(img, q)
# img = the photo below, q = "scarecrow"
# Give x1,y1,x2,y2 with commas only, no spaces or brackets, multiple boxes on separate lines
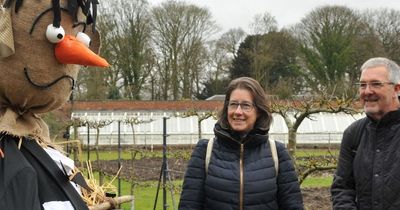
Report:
0,0,128,209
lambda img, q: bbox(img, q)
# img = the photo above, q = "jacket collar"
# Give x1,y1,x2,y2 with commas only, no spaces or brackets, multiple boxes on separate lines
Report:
214,123,268,149
367,109,400,128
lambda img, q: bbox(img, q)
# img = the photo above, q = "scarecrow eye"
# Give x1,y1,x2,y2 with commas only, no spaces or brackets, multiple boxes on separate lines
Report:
46,24,65,43
76,32,91,48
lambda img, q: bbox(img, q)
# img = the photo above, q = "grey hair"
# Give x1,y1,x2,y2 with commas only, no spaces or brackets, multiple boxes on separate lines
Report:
361,57,400,84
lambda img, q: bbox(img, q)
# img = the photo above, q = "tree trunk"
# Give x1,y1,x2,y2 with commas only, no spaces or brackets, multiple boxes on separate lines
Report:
131,124,136,145
95,128,103,185
73,126,79,162
198,120,202,139
288,127,297,157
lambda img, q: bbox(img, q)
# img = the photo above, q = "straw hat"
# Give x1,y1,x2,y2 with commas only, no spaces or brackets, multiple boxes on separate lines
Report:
0,5,14,58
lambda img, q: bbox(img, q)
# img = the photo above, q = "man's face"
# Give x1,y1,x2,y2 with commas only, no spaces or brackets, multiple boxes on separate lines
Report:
359,66,400,120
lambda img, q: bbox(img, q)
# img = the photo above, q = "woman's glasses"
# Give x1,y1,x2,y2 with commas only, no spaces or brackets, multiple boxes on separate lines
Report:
227,101,254,112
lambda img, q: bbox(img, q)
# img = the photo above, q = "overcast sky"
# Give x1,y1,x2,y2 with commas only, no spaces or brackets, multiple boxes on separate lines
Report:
148,0,400,34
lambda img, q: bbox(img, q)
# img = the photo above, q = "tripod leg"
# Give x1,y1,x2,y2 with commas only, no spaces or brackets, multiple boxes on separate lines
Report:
165,162,176,210
153,161,165,210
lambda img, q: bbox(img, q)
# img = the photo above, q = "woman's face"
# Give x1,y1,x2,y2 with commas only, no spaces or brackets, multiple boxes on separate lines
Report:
227,88,258,134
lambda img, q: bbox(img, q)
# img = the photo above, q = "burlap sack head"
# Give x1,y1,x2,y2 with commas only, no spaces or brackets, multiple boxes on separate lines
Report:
0,0,106,143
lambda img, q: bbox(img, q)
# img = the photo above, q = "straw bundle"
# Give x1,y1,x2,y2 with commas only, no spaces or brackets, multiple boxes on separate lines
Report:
80,162,135,209
80,161,117,205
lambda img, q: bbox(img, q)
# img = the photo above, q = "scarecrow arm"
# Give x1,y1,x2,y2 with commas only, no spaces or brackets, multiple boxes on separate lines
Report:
88,196,134,210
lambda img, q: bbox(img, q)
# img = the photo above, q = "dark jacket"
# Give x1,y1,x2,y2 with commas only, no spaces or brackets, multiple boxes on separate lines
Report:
0,135,88,210
331,110,400,210
179,124,303,210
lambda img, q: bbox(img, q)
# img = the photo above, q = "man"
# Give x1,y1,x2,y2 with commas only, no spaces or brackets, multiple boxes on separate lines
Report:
331,57,400,209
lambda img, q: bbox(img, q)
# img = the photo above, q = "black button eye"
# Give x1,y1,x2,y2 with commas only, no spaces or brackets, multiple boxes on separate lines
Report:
46,24,65,43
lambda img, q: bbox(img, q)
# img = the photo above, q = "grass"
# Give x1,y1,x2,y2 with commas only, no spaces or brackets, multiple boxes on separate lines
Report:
295,148,339,158
76,148,336,209
77,148,339,161
75,149,190,162
85,171,181,210
131,181,181,210
301,176,333,188
84,150,135,161
71,149,163,162
100,176,332,210
98,176,181,210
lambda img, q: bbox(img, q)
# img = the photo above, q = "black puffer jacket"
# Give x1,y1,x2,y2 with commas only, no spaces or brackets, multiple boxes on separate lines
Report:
179,124,303,210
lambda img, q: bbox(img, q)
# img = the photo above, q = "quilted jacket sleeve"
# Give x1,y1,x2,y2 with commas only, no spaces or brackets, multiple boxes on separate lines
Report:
178,139,208,210
330,123,359,209
276,142,304,210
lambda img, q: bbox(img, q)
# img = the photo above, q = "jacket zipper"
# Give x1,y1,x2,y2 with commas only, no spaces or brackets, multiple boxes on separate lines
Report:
240,143,244,210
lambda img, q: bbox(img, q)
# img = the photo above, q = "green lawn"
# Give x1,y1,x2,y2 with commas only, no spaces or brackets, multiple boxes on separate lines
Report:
301,175,333,188
76,149,188,161
102,176,332,210
77,148,336,209
295,148,339,158
76,148,339,161
104,178,181,210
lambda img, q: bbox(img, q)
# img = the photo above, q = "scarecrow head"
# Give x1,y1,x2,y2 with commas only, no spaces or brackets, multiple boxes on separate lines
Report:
0,0,108,142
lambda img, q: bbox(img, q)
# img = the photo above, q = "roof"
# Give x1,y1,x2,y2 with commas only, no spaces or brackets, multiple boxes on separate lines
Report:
63,100,224,112
60,98,361,113
206,95,225,100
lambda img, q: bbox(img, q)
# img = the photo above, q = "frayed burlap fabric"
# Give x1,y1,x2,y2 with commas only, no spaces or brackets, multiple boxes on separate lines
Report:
0,5,14,58
0,107,50,143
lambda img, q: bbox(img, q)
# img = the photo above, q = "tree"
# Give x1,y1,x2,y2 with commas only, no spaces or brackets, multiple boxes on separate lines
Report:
249,11,278,35
197,29,245,99
230,31,300,93
78,67,108,100
176,108,218,140
362,8,400,63
151,1,218,100
196,77,230,100
270,95,358,156
229,36,253,78
218,28,246,58
86,119,113,185
42,110,70,141
124,116,154,145
293,5,381,96
96,0,153,100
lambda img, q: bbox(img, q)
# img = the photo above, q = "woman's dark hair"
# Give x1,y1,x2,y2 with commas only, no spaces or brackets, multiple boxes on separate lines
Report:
218,77,272,131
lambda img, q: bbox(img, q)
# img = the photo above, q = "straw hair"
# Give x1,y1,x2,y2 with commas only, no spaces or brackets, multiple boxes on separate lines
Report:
0,5,15,58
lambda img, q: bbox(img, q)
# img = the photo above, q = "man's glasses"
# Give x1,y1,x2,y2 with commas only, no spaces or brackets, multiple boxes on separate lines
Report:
227,101,254,112
355,81,394,90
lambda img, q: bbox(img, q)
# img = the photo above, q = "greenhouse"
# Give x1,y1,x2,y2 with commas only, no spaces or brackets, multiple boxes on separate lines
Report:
71,108,365,146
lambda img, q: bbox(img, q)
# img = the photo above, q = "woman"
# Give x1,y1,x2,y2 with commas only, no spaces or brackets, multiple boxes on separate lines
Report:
178,77,303,210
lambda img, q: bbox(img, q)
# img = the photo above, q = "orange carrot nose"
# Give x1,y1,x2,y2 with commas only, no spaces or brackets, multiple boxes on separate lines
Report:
54,35,109,67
